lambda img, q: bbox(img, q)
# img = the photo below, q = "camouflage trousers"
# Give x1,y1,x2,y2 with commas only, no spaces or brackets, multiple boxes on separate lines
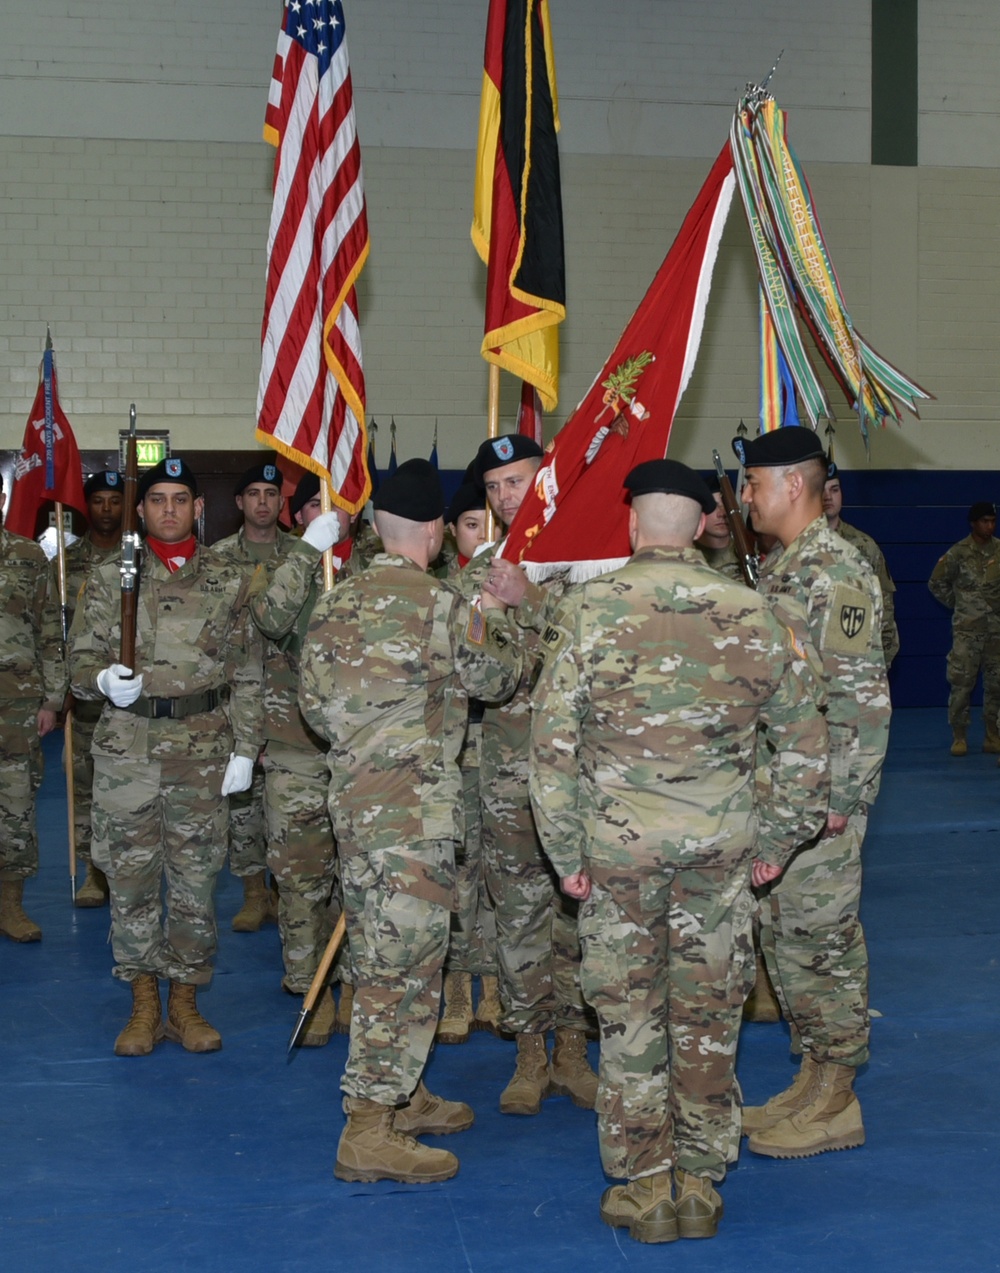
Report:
91,753,229,985
580,863,753,1183
339,837,455,1106
757,807,870,1068
0,703,43,880
444,755,497,977
65,700,102,865
228,764,267,877
481,757,589,1035
946,626,1000,732
262,740,340,993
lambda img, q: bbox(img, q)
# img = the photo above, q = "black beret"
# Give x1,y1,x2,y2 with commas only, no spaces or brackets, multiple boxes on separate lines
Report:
373,458,444,522
732,426,827,469
84,470,124,498
446,481,485,525
968,501,996,522
234,459,284,496
472,434,544,488
290,473,321,518
703,471,722,495
624,459,716,514
825,462,840,482
137,457,198,502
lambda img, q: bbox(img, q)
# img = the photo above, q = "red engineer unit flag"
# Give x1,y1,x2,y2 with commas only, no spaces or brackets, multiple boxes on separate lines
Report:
257,0,372,515
6,335,87,540
499,145,737,581
472,0,565,412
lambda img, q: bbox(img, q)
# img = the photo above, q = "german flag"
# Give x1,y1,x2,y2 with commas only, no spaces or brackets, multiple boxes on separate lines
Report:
472,0,565,413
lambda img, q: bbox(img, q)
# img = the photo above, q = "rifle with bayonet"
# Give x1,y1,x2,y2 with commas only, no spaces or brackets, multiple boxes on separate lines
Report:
119,405,141,670
712,449,759,589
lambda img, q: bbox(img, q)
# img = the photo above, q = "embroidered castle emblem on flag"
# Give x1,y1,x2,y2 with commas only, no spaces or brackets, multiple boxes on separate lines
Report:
493,438,515,462
165,458,182,478
840,604,866,640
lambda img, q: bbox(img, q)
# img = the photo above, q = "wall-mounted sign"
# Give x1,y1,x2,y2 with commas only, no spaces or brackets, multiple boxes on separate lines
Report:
118,431,170,470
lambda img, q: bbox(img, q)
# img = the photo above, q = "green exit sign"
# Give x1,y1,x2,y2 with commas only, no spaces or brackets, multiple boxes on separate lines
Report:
119,430,170,470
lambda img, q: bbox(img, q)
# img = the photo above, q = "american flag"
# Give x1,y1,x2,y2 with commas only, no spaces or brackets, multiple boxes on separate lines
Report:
257,0,371,515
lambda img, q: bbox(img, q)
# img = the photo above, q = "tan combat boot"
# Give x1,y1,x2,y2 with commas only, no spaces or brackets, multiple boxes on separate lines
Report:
114,974,165,1056
231,871,271,932
950,729,968,756
164,982,222,1053
741,1054,821,1134
675,1169,723,1239
550,1027,599,1109
392,1082,474,1135
0,879,42,942
499,1032,551,1115
599,1172,677,1244
436,971,474,1044
75,862,109,908
334,1097,459,1183
474,974,503,1035
301,987,337,1047
742,953,782,1023
335,982,354,1035
746,1060,864,1158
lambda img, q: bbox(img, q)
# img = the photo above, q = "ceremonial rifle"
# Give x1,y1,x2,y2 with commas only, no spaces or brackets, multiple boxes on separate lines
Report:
712,449,759,589
119,405,141,670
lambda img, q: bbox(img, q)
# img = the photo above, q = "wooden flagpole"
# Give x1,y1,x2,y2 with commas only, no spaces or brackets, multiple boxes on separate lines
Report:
53,499,78,900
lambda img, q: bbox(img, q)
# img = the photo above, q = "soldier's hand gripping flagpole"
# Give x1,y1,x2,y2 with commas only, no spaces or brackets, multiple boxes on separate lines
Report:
288,913,346,1053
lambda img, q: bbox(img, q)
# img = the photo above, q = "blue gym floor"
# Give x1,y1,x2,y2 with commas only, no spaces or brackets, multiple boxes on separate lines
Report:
2,709,998,1272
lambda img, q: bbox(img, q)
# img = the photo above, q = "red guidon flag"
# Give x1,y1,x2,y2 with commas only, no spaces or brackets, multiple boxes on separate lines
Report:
472,0,565,412
499,145,736,581
6,335,86,540
257,0,371,515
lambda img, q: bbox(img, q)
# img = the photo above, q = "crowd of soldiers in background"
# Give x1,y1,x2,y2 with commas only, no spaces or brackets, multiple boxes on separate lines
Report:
3,427,988,1244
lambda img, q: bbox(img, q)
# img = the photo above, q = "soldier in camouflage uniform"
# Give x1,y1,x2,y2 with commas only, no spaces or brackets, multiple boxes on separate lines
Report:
462,434,599,1116
212,459,288,933
737,427,890,1159
928,501,1000,755
299,459,522,1185
695,474,743,582
247,471,357,1045
57,470,123,907
528,459,829,1244
824,464,900,666
0,472,66,942
70,457,262,1056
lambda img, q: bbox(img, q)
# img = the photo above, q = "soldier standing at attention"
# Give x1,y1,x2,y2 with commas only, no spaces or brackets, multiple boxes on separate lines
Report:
823,464,900,667
695,473,742,581
0,472,65,942
212,459,287,933
928,500,1000,755
737,426,890,1159
529,460,829,1244
70,457,262,1056
461,434,599,1116
299,459,522,1185
59,470,124,907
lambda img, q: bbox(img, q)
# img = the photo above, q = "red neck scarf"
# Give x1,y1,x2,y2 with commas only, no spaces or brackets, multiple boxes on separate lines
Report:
146,535,197,572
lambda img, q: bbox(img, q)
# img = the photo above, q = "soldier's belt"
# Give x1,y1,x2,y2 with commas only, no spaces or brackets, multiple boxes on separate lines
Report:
125,690,225,719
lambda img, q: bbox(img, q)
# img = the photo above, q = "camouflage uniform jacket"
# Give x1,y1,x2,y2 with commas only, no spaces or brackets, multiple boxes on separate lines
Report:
298,552,523,851
758,515,889,816
835,520,900,664
529,546,830,881
929,534,1000,633
698,541,744,583
58,533,120,631
0,528,65,710
69,545,263,761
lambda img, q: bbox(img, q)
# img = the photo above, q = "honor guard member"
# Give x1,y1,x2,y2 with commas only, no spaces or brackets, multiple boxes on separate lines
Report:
247,471,352,1044
436,480,501,1043
70,456,263,1056
463,434,599,1116
529,460,829,1243
737,426,890,1158
299,459,522,1185
212,459,286,933
928,500,1000,755
59,470,124,907
695,473,743,581
0,471,65,942
823,464,900,666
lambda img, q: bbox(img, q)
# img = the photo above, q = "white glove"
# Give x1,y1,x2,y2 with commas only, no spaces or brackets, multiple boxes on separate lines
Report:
96,664,144,707
301,511,344,554
221,753,254,797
